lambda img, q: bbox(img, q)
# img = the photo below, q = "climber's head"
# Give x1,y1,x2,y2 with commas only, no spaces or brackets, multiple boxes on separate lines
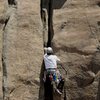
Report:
47,47,53,55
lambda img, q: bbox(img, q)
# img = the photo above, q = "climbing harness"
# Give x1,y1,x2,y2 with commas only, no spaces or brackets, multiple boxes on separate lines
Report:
43,69,62,83
43,67,65,95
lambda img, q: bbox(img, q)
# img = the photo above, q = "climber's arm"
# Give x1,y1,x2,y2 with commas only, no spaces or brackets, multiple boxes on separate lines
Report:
57,61,68,74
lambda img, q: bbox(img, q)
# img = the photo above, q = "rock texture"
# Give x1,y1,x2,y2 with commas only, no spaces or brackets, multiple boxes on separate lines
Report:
0,0,8,99
0,0,43,100
52,0,100,100
0,0,100,100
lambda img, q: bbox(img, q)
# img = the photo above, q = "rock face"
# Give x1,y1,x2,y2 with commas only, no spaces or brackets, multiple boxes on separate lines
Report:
0,0,8,99
0,0,43,100
0,0,100,100
52,0,100,100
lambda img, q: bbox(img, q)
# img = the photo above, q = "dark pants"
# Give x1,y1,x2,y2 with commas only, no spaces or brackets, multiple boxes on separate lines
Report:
57,78,65,93
44,74,53,100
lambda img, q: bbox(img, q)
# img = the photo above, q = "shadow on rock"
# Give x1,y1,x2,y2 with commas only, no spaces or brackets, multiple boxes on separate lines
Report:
97,78,100,100
90,51,100,74
42,0,67,9
39,61,45,100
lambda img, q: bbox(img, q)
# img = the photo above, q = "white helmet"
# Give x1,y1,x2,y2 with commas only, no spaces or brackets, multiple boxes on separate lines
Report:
47,47,53,53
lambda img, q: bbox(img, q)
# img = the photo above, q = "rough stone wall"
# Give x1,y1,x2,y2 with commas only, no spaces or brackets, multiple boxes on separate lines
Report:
0,0,8,99
0,0,43,100
0,0,100,100
52,0,100,100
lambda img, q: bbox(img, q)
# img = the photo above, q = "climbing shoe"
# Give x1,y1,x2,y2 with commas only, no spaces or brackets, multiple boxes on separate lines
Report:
55,89,62,95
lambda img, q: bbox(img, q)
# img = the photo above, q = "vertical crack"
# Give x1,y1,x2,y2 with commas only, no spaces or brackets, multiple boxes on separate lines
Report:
47,0,54,47
2,16,10,100
39,0,54,100
3,17,10,31
40,0,67,100
8,0,17,5
41,0,47,47
2,56,8,100
39,61,45,100
41,0,54,47
41,9,47,47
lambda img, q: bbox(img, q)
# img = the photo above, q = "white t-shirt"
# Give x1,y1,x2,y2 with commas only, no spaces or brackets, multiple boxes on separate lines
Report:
44,54,60,69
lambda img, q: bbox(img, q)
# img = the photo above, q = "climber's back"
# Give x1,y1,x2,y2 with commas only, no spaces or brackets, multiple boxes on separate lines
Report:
44,47,60,70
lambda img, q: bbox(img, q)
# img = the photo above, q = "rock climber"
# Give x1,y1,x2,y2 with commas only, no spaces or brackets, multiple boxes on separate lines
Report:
43,47,65,95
